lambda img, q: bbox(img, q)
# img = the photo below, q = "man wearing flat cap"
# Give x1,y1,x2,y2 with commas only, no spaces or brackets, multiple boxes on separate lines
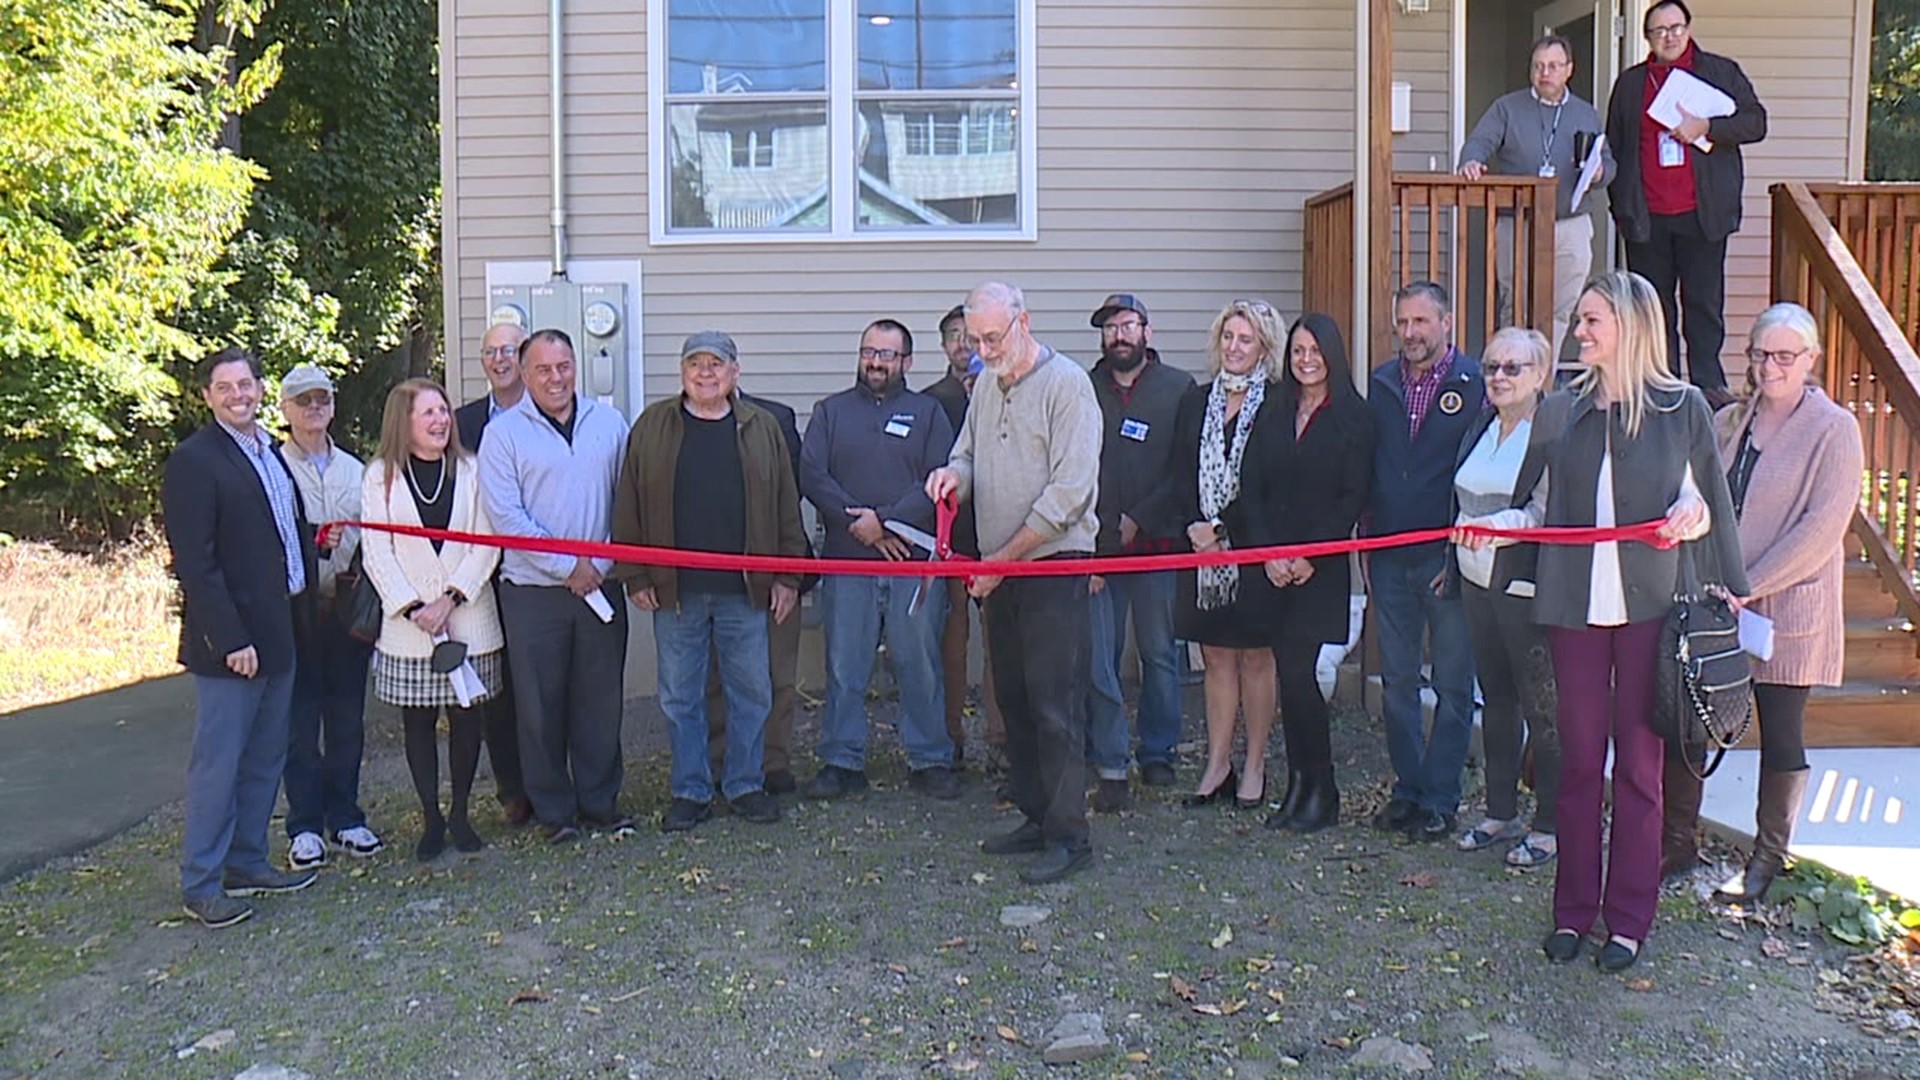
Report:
612,331,808,833
1084,294,1194,805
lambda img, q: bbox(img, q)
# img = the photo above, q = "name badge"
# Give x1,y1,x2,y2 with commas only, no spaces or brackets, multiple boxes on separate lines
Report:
1658,131,1685,168
1118,418,1150,442
884,414,913,438
1538,163,1556,179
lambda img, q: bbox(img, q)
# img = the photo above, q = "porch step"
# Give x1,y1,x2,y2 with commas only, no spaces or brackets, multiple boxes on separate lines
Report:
1843,556,1897,615
1845,616,1920,683
1784,681,1920,748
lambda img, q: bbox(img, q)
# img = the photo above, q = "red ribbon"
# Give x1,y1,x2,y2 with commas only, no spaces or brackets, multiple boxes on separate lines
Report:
320,504,1673,581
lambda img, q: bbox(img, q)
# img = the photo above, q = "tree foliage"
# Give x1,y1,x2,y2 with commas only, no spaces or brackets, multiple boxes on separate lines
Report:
1868,0,1920,181
0,0,273,531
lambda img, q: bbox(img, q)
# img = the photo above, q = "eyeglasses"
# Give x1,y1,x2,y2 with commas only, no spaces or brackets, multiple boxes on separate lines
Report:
859,347,906,362
970,321,1016,351
481,345,519,359
1233,299,1276,315
940,328,966,343
1483,361,1534,378
1646,22,1689,38
1100,319,1145,337
1531,60,1569,73
290,392,333,408
1746,347,1811,368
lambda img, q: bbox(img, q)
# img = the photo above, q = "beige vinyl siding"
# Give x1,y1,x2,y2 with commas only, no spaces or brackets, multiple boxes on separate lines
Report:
445,0,1465,423
1688,1,1864,375
1392,0,1452,174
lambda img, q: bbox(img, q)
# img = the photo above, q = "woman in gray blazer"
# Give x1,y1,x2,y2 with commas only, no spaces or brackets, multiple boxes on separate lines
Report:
1460,271,1748,974
1704,304,1864,903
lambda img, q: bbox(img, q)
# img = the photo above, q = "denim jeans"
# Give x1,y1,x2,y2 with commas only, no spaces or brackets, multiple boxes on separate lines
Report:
1104,570,1181,767
1372,545,1477,815
654,591,771,803
182,671,295,900
284,617,374,838
1084,585,1130,780
985,567,1092,848
820,574,952,772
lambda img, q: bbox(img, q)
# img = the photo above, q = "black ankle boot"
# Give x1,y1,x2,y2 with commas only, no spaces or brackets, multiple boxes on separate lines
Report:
1285,767,1340,833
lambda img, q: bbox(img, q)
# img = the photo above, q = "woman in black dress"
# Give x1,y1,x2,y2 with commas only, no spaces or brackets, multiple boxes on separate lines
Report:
1175,299,1289,809
1242,313,1374,831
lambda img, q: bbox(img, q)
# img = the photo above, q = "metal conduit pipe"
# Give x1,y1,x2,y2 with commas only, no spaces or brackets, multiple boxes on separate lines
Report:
549,0,569,277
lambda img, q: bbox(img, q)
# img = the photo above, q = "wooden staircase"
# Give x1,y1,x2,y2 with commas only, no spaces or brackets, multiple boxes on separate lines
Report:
1777,558,1920,748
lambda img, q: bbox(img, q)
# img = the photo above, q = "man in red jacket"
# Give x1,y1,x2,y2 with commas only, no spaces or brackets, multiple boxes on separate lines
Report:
1604,0,1767,405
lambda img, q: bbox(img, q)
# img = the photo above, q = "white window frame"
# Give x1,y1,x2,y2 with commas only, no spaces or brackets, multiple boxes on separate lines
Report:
646,0,1038,245
727,126,777,170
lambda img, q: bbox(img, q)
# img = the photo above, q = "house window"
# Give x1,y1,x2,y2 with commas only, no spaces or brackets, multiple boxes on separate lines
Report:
728,126,777,169
651,0,1034,241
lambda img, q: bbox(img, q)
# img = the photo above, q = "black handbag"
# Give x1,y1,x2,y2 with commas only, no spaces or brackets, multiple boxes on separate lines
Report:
333,548,385,644
1653,543,1753,779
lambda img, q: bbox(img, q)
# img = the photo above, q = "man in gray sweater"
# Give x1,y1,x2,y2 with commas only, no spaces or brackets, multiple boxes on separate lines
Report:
1457,33,1615,356
927,282,1102,885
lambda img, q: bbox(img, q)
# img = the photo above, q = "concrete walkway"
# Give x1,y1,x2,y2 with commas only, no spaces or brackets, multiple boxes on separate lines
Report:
0,674,197,882
1702,747,1920,900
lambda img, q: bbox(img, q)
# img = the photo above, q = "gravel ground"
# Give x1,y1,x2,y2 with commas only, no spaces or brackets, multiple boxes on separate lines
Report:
2,687,1917,1080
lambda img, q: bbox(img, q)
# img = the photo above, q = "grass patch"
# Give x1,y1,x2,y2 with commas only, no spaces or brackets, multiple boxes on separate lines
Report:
0,535,178,713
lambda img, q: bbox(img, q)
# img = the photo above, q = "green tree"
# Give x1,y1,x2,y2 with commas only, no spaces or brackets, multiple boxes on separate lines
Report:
0,0,275,536
1869,0,1920,180
198,0,442,453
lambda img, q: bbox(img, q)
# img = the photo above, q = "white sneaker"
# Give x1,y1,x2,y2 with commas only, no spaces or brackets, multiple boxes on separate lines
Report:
331,825,385,858
288,831,328,870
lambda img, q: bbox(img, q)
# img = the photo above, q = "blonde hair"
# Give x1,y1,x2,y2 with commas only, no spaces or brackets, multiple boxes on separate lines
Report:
1205,299,1286,382
375,378,467,497
1728,301,1824,430
1568,271,1687,436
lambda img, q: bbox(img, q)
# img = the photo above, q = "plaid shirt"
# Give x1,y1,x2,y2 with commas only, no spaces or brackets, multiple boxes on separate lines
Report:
218,418,307,596
1401,348,1456,442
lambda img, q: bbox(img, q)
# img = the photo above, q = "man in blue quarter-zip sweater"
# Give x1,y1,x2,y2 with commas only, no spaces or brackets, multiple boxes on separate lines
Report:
1366,281,1484,842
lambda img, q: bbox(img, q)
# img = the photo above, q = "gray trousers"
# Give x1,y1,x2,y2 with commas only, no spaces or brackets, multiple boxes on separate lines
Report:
1462,580,1561,832
499,581,628,825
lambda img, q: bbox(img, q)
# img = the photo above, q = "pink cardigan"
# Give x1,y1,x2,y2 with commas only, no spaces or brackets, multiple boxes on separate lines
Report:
1714,387,1864,687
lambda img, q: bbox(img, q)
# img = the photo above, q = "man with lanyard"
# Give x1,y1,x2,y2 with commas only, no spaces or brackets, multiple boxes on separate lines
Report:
1605,0,1767,403
1366,282,1484,841
1084,293,1194,805
1457,34,1614,358
454,320,534,827
799,319,959,801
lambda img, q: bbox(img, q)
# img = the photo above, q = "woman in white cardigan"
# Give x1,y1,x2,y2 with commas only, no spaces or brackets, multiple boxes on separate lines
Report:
361,379,505,860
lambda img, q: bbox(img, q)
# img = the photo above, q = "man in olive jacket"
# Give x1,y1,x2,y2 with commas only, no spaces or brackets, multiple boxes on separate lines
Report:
611,331,808,833
1605,0,1767,398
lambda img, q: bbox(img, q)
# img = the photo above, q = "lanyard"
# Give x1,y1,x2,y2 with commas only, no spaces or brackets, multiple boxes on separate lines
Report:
1538,96,1566,171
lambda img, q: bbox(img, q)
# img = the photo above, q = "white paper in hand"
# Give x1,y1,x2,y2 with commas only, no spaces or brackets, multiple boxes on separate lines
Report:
1737,607,1775,662
448,661,486,708
1569,134,1607,210
584,589,616,623
1646,69,1734,151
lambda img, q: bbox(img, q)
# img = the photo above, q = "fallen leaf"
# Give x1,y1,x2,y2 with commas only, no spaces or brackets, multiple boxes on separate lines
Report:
938,937,968,949
1124,1051,1151,1063
1019,937,1039,953
1170,974,1198,1002
580,1004,602,1016
608,988,645,1003
1192,1003,1225,1016
1210,925,1234,950
1218,998,1247,1016
887,963,910,975
1625,978,1655,992
1398,871,1439,889
1760,937,1791,960
995,1024,1022,1043
1265,988,1285,1004
1245,956,1274,974
677,866,712,886
1323,1035,1353,1050
508,987,552,1005
1264,1010,1284,1024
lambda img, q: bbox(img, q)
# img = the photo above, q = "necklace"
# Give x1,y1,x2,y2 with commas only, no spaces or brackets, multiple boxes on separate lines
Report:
406,456,446,505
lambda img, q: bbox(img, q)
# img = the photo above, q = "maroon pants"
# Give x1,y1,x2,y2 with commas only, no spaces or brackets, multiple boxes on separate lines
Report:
1547,620,1666,943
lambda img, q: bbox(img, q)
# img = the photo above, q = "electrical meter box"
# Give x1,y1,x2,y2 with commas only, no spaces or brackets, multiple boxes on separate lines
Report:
484,260,643,417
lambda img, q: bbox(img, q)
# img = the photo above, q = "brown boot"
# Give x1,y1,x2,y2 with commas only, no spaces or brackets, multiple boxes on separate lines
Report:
1714,768,1810,904
1661,754,1705,883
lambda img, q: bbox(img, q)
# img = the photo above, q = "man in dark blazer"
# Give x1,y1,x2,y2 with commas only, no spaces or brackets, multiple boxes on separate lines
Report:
1605,0,1766,401
453,321,534,827
163,347,323,928
702,379,813,795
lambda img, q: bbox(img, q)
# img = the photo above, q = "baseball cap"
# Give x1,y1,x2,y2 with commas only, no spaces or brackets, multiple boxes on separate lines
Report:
1090,293,1150,328
679,330,738,364
941,304,967,330
279,364,336,401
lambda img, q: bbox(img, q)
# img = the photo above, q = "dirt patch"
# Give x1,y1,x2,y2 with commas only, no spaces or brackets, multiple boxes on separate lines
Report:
2,695,1917,1079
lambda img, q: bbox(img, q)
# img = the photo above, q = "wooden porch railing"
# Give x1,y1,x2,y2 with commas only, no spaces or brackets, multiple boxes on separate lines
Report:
1302,173,1558,362
1808,184,1920,352
1771,181,1920,631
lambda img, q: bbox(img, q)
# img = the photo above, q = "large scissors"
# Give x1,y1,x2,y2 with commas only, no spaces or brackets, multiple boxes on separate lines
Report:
882,519,942,615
